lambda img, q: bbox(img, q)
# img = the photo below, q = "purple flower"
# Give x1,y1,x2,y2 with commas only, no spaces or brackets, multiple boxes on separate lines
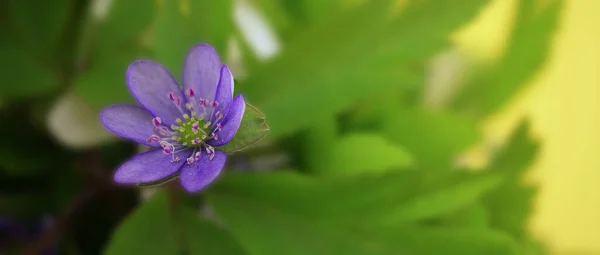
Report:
100,44,246,192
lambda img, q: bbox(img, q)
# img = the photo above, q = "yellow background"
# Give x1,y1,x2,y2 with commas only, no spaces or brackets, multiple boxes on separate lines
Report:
455,0,600,254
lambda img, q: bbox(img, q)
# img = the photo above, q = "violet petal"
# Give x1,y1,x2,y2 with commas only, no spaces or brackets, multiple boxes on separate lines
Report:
179,149,227,192
213,65,234,117
114,149,190,184
100,104,158,147
182,44,221,101
127,60,186,126
208,95,245,146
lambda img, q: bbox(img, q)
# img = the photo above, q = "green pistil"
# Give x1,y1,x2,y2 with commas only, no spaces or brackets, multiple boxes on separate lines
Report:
172,112,210,147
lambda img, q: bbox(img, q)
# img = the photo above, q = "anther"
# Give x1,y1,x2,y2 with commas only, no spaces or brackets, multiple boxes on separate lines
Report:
216,123,222,131
186,88,196,97
160,141,169,148
168,92,176,101
146,135,160,143
191,138,201,144
176,118,183,124
156,126,170,136
199,99,208,107
192,123,199,133
195,151,201,160
186,102,194,111
211,101,219,108
152,117,162,127
212,133,219,141
205,145,215,154
183,113,190,119
215,111,224,121
186,156,194,164
175,96,182,107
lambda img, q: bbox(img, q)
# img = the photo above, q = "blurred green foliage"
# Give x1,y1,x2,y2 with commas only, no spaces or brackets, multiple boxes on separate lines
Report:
0,0,561,254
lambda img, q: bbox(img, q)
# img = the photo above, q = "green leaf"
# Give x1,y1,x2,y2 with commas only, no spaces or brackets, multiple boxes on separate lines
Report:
241,0,491,139
380,109,480,170
483,121,541,239
451,0,563,117
489,121,539,174
0,38,58,97
97,0,156,50
74,50,142,110
209,175,517,255
211,169,504,227
182,209,247,255
154,0,233,76
105,191,246,255
431,203,490,228
378,172,503,225
217,102,270,154
76,0,155,109
104,191,179,255
189,0,234,53
249,0,295,38
9,0,70,60
313,132,413,175
302,117,338,173
484,181,536,240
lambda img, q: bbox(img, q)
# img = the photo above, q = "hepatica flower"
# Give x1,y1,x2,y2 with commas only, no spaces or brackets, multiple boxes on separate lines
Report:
100,44,245,192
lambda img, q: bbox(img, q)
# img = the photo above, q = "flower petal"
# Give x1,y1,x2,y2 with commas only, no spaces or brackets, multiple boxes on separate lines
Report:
179,149,227,192
182,44,221,101
114,149,190,184
127,60,185,126
209,95,245,146
213,65,234,116
100,104,157,147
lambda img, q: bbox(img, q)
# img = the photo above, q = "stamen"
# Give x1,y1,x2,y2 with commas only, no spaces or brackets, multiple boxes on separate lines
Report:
186,156,194,164
156,126,171,136
195,151,201,160
211,133,218,141
176,118,183,124
175,96,182,107
185,102,195,111
215,111,224,121
216,123,222,131
199,99,208,107
205,145,215,160
168,92,176,102
146,135,160,143
191,138,201,145
183,113,190,120
163,147,172,155
204,122,211,128
172,156,181,162
160,141,169,148
192,123,199,133
211,101,219,108
152,117,162,127
185,88,196,97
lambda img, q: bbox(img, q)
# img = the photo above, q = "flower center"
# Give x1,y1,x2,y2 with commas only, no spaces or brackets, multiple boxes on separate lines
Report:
145,88,225,164
171,113,210,147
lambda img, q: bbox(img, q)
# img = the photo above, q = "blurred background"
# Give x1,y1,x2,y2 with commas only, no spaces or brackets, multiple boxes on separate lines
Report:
0,0,598,254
